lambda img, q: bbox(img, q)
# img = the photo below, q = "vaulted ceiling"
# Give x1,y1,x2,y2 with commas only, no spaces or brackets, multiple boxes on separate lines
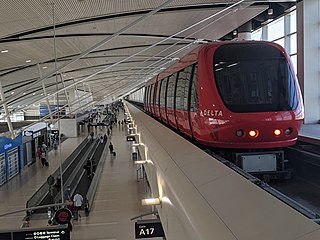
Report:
0,0,296,117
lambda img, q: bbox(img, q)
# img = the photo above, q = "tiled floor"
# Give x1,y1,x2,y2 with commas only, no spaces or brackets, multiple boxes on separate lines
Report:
0,115,151,240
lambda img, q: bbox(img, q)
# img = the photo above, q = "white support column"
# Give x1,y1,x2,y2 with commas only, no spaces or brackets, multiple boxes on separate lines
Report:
297,0,320,123
0,80,14,137
38,64,53,121
88,85,94,108
60,74,72,116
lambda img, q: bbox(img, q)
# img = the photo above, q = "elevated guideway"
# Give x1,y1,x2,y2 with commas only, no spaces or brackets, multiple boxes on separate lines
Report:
126,102,320,240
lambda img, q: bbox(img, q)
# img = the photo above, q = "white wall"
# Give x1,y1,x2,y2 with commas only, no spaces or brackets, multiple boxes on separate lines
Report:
59,119,77,137
298,1,320,123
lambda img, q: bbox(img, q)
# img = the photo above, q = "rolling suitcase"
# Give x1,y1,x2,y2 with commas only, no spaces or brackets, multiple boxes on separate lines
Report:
45,161,49,167
113,151,116,156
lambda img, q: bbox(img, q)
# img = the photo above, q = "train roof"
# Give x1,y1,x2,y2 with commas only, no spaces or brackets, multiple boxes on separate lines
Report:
145,40,286,86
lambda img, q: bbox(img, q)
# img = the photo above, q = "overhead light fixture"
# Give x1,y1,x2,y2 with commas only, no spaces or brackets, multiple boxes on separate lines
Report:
42,66,47,69
1,50,8,53
141,198,161,206
233,30,237,36
26,59,31,63
32,93,35,95
23,92,26,95
268,8,273,15
11,92,14,95
48,123,54,128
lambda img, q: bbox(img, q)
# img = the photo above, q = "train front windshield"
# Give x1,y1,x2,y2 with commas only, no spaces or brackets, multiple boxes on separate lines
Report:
214,43,298,113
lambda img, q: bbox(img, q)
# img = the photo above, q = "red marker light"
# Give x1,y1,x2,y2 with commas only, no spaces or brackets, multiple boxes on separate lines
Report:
274,129,282,136
248,130,259,138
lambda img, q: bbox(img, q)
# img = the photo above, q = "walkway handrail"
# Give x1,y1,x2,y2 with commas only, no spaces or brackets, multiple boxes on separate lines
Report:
26,138,89,210
54,139,100,203
86,138,110,213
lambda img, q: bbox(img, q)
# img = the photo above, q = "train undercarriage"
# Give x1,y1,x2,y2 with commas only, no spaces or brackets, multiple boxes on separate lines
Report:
215,149,293,182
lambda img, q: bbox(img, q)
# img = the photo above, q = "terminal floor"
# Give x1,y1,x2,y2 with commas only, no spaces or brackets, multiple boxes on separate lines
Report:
0,121,151,239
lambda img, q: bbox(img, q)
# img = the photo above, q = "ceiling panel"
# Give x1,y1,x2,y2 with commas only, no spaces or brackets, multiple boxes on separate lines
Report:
0,0,296,119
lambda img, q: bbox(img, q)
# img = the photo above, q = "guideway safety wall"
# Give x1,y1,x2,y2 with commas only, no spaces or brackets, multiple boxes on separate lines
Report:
126,102,320,240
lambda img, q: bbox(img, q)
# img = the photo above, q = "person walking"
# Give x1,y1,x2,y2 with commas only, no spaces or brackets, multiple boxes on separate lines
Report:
109,142,114,154
73,191,84,220
41,151,46,167
42,142,47,156
37,147,42,161
21,217,31,228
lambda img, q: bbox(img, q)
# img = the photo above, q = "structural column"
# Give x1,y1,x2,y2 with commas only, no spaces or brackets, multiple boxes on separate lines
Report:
297,0,320,123
0,80,14,137
38,64,53,121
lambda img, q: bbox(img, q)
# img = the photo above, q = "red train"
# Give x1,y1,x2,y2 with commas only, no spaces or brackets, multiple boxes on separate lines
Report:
144,41,304,149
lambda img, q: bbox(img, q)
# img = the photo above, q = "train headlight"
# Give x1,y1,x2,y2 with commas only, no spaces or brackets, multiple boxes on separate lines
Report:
285,127,293,135
248,130,259,138
235,129,244,137
274,129,282,136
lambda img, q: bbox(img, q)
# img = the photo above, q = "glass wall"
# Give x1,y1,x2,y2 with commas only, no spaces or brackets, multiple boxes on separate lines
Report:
252,8,297,73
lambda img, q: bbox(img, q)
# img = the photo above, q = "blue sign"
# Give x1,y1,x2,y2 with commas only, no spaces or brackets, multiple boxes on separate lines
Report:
4,143,12,150
40,105,66,117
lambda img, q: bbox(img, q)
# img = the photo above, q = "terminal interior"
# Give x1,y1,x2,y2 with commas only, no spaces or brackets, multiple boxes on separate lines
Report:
1,1,320,240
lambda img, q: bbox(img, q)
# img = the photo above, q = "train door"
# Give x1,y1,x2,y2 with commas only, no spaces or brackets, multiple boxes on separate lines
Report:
188,64,199,139
166,73,178,129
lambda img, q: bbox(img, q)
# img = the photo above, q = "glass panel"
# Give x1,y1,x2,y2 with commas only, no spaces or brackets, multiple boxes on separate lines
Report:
156,81,161,106
166,74,177,109
176,66,193,111
274,38,285,49
214,43,297,112
268,17,284,41
190,64,199,112
252,28,262,40
160,78,168,107
289,10,297,34
183,66,192,111
290,33,297,54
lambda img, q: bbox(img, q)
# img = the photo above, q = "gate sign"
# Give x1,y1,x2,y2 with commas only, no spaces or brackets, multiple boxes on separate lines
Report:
135,219,165,239
0,226,70,240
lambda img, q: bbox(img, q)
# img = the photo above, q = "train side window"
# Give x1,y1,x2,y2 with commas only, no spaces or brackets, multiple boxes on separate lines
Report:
150,84,154,113
189,64,199,112
176,65,193,111
183,66,193,111
145,86,150,110
156,80,161,107
143,85,147,106
167,73,178,109
176,71,184,110
159,78,168,107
